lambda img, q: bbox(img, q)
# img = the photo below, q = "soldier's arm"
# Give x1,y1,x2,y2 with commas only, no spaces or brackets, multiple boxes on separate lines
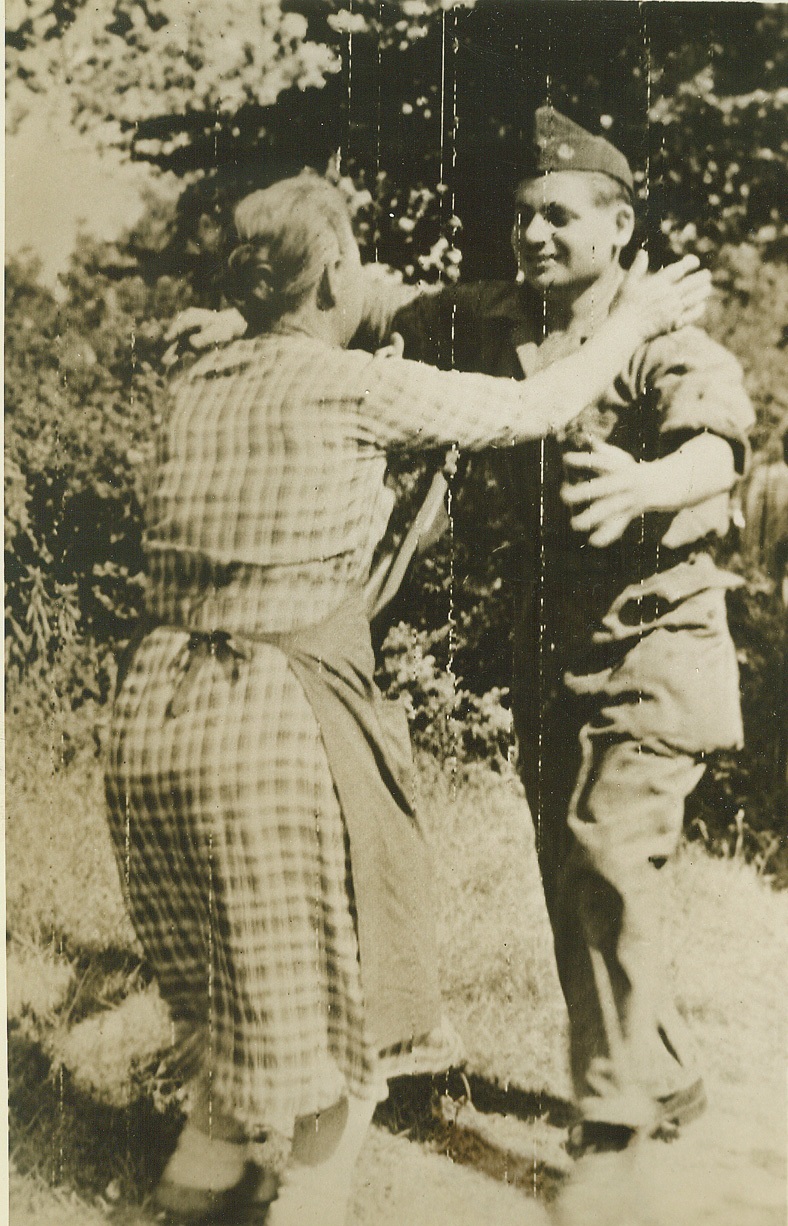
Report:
561,434,737,549
636,326,755,473
562,326,754,548
356,270,516,368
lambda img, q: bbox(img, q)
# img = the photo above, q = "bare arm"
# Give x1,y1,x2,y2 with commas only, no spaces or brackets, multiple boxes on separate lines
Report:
354,254,712,451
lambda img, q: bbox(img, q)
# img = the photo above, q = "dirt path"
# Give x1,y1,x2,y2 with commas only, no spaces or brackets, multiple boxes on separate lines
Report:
352,1125,552,1226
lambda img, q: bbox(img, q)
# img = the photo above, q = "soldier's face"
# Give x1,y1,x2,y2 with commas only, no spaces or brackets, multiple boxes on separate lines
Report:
512,173,634,294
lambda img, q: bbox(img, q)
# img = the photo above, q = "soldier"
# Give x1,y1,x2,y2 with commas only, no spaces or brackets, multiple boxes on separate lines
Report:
389,106,754,1168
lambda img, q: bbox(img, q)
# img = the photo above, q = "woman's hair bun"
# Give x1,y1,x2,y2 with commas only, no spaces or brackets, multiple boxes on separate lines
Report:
227,241,257,272
226,242,275,308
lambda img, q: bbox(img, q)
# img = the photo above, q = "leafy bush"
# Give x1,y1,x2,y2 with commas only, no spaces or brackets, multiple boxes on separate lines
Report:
4,248,191,692
686,566,787,883
377,621,513,768
706,246,788,452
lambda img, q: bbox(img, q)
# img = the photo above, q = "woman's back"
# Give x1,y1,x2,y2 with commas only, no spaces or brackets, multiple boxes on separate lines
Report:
146,333,395,634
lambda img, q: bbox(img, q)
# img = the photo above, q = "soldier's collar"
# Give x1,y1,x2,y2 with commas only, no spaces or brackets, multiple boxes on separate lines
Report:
522,266,625,342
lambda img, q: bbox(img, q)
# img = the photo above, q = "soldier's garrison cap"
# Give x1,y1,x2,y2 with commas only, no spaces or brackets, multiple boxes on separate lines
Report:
524,106,634,194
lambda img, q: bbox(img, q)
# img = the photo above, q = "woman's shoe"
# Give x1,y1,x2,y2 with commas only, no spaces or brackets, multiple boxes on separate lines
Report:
153,1159,263,1224
379,1014,464,1080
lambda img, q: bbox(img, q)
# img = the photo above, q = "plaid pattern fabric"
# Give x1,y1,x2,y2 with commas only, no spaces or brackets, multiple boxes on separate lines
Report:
143,332,541,636
106,332,535,1136
106,629,381,1137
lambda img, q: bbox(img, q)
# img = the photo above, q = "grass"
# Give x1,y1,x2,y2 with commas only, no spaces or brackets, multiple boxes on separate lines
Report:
5,688,132,951
6,700,788,1224
9,1166,117,1226
420,758,570,1098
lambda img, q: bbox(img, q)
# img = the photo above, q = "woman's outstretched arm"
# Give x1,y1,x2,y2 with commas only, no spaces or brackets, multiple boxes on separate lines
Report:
352,254,712,452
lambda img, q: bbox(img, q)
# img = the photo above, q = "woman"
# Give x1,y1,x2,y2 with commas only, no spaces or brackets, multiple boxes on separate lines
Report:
105,174,709,1226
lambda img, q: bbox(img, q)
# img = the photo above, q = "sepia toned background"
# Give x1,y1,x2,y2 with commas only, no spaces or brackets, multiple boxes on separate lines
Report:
5,3,787,1223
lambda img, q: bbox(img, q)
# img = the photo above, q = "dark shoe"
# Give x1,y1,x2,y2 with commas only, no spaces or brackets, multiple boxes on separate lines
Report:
652,1077,707,1140
566,1119,637,1160
153,1160,264,1224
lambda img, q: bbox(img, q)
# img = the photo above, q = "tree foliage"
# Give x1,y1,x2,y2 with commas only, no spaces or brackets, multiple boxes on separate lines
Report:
7,2,787,271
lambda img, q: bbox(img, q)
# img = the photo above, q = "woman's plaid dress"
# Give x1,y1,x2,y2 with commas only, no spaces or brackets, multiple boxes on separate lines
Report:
105,331,542,1138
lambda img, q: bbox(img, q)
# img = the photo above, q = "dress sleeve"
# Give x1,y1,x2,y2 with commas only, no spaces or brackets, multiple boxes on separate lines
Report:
338,346,545,452
634,327,755,473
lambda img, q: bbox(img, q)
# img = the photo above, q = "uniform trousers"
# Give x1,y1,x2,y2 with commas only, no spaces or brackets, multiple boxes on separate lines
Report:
512,563,743,1128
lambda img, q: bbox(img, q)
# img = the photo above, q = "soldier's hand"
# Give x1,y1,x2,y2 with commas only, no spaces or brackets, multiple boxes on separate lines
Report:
561,438,649,548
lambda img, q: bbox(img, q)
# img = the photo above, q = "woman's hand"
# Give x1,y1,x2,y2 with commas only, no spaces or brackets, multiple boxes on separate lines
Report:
164,307,247,352
612,251,713,343
561,438,650,547
374,331,405,360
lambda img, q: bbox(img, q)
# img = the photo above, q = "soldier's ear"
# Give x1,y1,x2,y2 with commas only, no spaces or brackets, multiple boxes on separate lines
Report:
613,203,636,252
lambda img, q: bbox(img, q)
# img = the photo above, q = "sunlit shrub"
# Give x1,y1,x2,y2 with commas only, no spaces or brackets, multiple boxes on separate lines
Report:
377,621,513,768
51,989,173,1109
